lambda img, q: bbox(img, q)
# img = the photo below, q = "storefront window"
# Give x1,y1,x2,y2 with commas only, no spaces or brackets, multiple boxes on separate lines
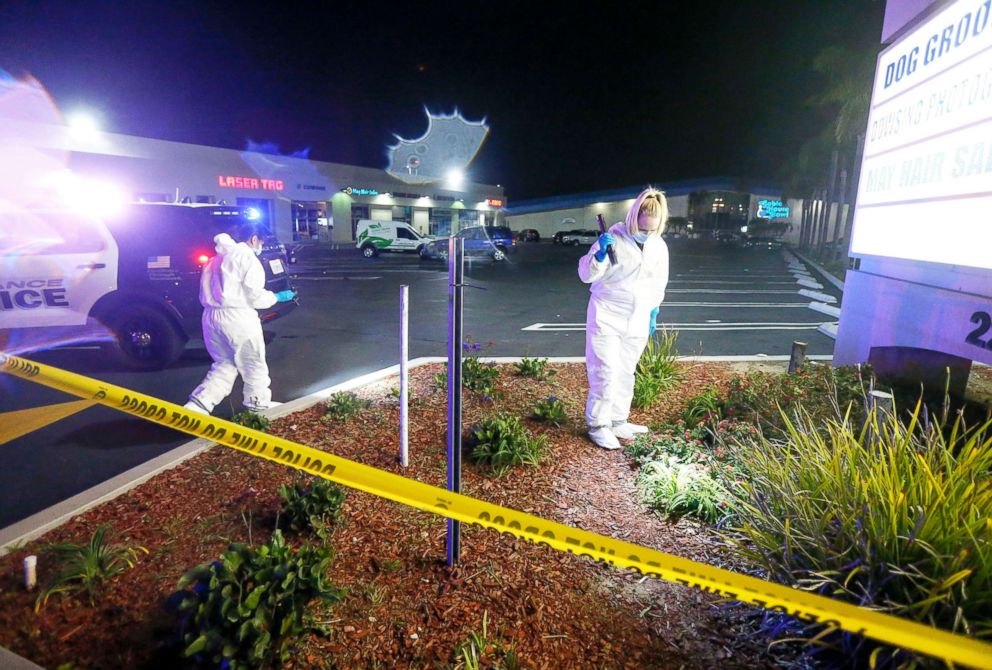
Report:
351,205,370,239
391,205,412,223
292,201,328,241
429,208,454,236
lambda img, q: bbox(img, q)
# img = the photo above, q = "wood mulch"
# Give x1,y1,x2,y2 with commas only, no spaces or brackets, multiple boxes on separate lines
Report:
0,361,803,669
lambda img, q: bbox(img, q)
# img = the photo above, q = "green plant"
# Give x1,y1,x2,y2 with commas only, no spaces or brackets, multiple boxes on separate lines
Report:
433,370,448,389
531,395,568,427
682,388,724,426
470,412,548,476
35,524,147,611
323,391,371,421
636,457,731,523
277,478,348,539
514,357,555,380
722,363,873,436
231,410,271,432
452,611,519,670
170,529,345,670
632,329,683,408
462,357,500,396
726,405,992,666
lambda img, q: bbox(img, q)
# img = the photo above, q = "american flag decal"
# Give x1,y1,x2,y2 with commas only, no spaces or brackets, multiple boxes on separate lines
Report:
146,256,171,269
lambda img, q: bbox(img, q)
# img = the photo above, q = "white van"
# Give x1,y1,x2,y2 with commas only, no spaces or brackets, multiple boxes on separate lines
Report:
355,220,436,258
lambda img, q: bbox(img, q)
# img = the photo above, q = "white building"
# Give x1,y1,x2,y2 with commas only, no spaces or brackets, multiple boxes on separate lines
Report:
55,129,506,244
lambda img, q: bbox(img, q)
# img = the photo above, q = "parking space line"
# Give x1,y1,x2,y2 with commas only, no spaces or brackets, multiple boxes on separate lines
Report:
523,322,828,332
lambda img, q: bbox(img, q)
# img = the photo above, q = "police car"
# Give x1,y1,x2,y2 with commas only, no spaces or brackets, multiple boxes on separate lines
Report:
1,203,296,370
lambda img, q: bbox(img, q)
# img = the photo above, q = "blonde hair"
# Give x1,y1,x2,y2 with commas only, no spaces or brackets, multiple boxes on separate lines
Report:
625,187,668,237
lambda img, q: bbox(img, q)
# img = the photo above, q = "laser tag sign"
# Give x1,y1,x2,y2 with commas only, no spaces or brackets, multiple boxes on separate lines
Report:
0,279,69,310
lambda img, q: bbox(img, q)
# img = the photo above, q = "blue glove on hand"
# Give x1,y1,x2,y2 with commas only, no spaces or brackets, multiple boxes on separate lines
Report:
648,306,659,337
275,290,296,303
593,233,616,262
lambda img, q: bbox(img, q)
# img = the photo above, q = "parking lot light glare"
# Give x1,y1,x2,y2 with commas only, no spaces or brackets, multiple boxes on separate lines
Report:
445,169,464,190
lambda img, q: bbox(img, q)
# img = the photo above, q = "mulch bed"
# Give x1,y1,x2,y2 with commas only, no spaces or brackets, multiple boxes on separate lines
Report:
0,361,801,669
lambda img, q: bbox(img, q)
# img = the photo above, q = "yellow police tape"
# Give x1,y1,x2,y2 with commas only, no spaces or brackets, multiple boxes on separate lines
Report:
2,353,990,669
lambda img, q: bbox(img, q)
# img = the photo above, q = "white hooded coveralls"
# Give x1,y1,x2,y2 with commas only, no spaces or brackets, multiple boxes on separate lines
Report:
578,199,669,429
188,233,277,412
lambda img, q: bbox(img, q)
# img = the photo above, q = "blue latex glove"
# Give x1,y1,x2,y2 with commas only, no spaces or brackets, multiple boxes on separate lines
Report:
593,233,616,262
275,290,296,303
648,306,659,337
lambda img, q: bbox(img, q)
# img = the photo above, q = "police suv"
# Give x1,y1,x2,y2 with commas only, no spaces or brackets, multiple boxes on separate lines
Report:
1,203,296,370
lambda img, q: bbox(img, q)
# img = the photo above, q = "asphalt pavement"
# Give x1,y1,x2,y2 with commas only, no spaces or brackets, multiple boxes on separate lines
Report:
0,239,840,528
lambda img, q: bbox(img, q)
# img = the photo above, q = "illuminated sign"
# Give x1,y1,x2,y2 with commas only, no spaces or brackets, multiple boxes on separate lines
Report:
851,0,992,270
486,198,505,207
757,199,790,219
343,186,379,196
217,176,284,191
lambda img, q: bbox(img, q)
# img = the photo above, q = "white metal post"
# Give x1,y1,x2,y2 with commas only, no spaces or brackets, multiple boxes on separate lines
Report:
399,284,409,467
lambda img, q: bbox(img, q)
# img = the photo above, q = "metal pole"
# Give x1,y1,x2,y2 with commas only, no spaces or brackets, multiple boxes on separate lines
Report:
446,237,464,566
788,341,808,374
399,284,409,468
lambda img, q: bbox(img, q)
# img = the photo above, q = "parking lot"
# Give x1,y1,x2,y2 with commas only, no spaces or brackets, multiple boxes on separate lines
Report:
1,238,839,528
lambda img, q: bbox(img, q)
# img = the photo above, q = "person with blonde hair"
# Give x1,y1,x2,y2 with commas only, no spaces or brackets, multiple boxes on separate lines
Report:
578,188,670,450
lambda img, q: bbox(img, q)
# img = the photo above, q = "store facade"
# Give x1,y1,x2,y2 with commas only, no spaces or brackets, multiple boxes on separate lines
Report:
505,178,800,243
63,130,505,244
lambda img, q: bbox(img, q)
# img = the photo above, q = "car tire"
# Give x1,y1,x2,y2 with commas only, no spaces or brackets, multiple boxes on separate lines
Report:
492,247,507,261
570,240,580,246
361,243,379,258
105,304,186,371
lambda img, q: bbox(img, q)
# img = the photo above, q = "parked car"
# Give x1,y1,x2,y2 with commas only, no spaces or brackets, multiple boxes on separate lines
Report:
552,229,584,245
355,219,438,258
419,225,515,261
560,230,600,246
516,229,540,242
1,203,296,370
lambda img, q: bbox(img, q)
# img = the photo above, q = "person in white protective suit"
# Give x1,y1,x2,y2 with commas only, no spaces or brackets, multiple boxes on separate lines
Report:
578,188,669,450
183,223,295,415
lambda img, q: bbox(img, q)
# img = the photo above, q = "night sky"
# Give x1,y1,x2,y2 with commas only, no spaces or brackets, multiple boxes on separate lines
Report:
0,1,885,200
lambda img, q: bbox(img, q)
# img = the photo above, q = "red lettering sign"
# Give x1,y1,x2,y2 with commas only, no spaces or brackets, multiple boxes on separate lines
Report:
217,176,284,191
487,198,504,207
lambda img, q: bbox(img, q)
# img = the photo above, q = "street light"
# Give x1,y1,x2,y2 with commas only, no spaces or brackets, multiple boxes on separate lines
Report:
66,111,101,143
445,169,464,190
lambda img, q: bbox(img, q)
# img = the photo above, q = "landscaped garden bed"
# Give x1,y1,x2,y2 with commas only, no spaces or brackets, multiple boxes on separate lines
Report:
1,345,989,669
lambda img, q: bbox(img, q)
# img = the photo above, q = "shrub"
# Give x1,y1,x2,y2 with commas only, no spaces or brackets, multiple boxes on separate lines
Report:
636,457,730,523
323,391,371,421
462,357,500,395
514,357,555,380
726,405,992,666
470,412,548,476
35,524,147,611
682,388,724,426
722,363,872,436
171,530,345,670
231,410,271,432
277,478,348,539
632,329,683,408
531,395,568,427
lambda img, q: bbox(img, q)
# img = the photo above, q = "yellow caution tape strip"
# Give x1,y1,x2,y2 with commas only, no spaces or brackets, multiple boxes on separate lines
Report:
2,352,990,669
0,398,96,445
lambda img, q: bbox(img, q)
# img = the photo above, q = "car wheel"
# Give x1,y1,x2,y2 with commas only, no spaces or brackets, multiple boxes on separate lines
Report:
361,243,379,258
570,240,580,246
106,304,186,370
493,247,507,261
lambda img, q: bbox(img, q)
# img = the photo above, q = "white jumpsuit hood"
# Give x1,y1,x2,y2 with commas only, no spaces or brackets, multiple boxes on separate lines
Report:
187,233,278,413
578,191,670,430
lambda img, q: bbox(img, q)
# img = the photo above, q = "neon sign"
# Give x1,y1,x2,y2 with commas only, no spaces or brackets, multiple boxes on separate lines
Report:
217,176,284,191
486,198,504,207
757,199,790,219
343,186,379,196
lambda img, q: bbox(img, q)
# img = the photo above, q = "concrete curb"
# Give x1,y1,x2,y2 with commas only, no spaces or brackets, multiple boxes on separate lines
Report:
788,246,846,292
